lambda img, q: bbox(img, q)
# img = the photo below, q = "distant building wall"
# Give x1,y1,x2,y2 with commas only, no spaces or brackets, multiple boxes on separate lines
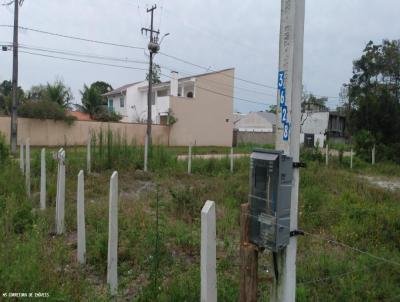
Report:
300,133,325,147
234,130,276,146
169,69,234,147
0,117,169,146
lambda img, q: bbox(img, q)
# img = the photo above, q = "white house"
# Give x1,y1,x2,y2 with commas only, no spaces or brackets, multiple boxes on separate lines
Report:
102,68,235,147
103,71,196,124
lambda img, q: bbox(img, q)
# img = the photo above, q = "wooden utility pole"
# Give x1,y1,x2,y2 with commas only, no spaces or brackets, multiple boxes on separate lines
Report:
239,203,258,302
10,0,23,154
272,1,305,301
142,5,160,171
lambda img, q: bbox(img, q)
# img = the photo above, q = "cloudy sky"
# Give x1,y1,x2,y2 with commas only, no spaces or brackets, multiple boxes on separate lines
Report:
0,0,399,113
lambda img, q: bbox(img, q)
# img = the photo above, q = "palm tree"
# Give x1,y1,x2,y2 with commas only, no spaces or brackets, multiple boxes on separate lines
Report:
44,80,73,108
77,84,103,117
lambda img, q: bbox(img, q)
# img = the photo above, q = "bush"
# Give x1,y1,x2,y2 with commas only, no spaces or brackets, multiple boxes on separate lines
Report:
300,145,323,162
0,132,9,163
353,129,375,161
93,108,122,122
18,100,76,125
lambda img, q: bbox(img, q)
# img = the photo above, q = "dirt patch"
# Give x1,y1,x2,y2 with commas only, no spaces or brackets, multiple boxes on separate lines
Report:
361,175,400,191
120,180,157,200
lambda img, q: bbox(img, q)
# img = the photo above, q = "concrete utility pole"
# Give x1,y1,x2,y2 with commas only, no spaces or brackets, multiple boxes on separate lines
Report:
10,0,23,154
142,5,160,170
372,144,375,165
273,1,305,301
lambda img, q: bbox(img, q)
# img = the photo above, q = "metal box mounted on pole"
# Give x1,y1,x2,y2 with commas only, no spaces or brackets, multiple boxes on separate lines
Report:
248,149,293,252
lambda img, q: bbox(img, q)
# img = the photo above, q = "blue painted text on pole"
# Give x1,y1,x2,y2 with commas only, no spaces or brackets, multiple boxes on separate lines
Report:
283,122,290,141
279,88,286,107
281,105,288,123
277,71,285,90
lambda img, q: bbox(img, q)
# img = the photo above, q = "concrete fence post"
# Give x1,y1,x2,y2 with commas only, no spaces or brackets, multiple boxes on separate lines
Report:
325,144,329,166
87,136,91,174
77,170,86,265
144,136,148,172
188,144,192,174
19,143,24,174
107,171,118,296
55,148,66,235
350,148,353,169
25,139,30,197
40,148,46,210
230,147,234,173
372,144,375,165
201,200,217,302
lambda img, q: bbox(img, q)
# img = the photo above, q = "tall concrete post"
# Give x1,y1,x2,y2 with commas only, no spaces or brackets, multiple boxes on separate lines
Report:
40,148,46,210
350,148,353,169
25,139,30,197
144,135,148,172
273,1,305,301
188,144,192,174
107,171,118,295
55,148,65,235
325,144,329,166
19,143,24,174
230,147,234,173
372,144,375,165
77,170,86,264
86,136,91,174
201,200,217,302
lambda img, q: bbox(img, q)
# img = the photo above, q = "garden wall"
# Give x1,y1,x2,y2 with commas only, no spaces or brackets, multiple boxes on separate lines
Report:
0,117,169,146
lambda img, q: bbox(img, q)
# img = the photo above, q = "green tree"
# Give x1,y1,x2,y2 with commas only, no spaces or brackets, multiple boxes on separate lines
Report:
77,84,103,117
90,81,113,105
0,80,25,115
301,93,328,112
26,84,46,101
77,82,120,122
345,40,400,161
267,104,277,113
43,80,73,108
146,63,161,84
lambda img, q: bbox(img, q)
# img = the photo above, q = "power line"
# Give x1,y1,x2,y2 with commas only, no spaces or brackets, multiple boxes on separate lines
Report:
0,24,339,99
0,24,279,90
19,50,270,107
0,24,145,50
19,50,148,71
244,212,400,268
158,71,272,106
297,261,384,285
0,24,340,99
159,51,277,90
18,44,149,65
2,41,276,100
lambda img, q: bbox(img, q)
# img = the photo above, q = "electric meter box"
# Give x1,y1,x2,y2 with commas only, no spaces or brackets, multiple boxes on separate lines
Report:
248,149,293,252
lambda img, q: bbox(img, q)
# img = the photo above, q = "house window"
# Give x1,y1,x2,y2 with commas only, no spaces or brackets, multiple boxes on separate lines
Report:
157,89,169,97
108,99,114,111
120,96,125,108
186,91,194,98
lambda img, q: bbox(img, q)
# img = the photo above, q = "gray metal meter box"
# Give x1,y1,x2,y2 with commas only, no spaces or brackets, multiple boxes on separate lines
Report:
248,149,293,251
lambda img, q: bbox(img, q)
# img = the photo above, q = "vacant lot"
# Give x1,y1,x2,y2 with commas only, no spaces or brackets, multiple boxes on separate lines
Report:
0,142,399,301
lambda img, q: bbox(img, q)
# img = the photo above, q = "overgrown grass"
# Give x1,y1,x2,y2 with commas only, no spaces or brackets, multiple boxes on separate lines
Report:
0,133,399,301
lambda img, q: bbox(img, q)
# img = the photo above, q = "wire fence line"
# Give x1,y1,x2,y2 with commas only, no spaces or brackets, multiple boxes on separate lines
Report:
243,212,400,268
297,261,385,285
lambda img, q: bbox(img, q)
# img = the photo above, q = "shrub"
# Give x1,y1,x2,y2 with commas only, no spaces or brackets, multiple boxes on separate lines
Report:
300,145,323,162
18,100,76,125
0,132,9,163
92,108,122,122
